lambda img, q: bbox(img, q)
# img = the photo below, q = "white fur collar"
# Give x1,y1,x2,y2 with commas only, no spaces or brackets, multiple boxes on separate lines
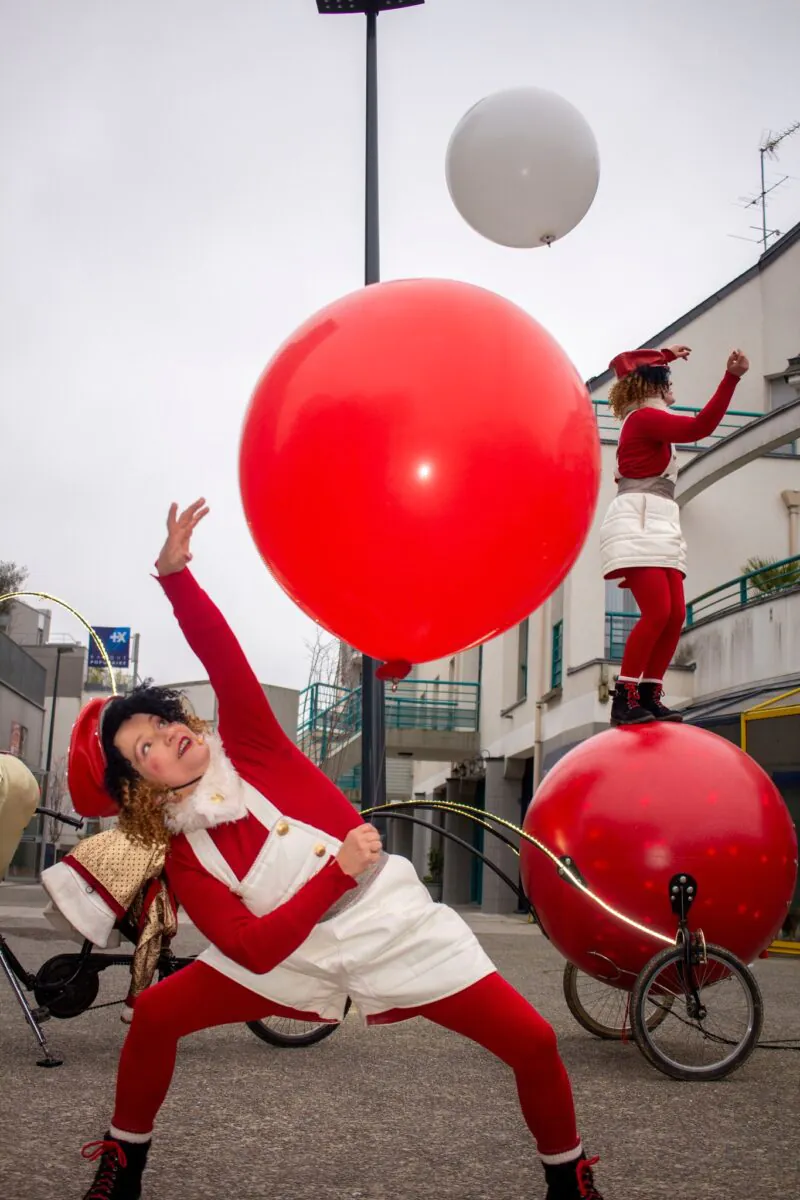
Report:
162,734,248,835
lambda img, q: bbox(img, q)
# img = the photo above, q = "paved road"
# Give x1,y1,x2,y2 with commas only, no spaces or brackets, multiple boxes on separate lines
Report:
1,894,799,1200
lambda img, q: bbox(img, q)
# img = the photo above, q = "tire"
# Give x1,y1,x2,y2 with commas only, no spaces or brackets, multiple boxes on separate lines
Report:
563,963,672,1040
630,943,763,1081
246,998,352,1048
34,955,100,1019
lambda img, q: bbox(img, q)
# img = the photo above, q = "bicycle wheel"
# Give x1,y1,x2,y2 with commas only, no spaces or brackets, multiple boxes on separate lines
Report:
34,955,100,1019
630,943,763,1081
563,963,672,1040
246,998,352,1048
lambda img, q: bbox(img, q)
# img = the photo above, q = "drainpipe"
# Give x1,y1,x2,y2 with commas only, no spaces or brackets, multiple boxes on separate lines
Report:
781,490,800,557
532,601,549,793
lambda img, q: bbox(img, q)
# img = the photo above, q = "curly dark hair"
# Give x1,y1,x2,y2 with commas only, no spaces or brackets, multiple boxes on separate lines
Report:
609,364,672,420
100,683,194,804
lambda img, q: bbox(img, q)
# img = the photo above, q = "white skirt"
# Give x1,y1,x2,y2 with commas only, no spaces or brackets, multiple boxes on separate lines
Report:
199,853,496,1021
599,492,687,579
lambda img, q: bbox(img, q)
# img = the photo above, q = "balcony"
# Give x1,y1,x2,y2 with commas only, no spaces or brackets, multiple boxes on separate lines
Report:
686,554,800,626
604,555,800,661
298,679,481,782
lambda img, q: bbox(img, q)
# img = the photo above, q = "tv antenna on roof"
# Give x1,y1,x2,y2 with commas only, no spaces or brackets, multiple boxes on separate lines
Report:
732,122,800,252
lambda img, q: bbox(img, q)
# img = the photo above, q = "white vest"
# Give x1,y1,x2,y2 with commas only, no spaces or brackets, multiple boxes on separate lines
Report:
187,782,494,1020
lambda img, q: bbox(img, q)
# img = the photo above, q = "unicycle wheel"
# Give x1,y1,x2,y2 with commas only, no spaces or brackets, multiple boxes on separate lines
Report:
630,943,763,1081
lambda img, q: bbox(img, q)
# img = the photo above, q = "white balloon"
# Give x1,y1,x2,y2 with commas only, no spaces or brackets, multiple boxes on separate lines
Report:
446,87,600,249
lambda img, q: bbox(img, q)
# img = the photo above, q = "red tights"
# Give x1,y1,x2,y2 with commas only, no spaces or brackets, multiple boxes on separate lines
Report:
619,567,685,680
112,964,579,1160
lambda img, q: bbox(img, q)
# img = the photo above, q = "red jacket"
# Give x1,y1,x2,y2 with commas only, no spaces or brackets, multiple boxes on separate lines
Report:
159,569,361,978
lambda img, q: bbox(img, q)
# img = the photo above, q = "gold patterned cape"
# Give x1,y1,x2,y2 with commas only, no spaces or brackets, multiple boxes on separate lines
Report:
63,829,178,1004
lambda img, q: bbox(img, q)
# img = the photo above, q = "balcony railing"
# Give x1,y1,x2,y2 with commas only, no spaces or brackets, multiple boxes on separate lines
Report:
592,400,764,451
297,679,481,766
686,554,800,625
605,611,638,661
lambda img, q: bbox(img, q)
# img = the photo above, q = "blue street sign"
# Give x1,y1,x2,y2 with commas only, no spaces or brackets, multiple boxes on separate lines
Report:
88,627,132,669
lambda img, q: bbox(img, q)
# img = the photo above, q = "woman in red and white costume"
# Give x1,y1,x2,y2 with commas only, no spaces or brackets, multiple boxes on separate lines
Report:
71,500,604,1200
599,345,750,726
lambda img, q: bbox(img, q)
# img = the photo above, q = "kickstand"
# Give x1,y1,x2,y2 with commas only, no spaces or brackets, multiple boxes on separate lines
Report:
0,943,63,1067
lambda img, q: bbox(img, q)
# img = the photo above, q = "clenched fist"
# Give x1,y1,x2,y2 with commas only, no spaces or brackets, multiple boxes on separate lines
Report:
726,349,749,378
336,823,383,879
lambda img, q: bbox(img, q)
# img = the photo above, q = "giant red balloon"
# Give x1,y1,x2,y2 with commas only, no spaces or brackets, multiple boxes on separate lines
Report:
239,279,599,666
520,723,797,986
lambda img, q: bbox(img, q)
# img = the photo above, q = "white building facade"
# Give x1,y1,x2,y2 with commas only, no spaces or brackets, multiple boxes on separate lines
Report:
409,222,800,924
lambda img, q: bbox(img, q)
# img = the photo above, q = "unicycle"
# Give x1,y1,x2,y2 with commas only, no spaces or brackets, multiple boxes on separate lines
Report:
629,874,763,1080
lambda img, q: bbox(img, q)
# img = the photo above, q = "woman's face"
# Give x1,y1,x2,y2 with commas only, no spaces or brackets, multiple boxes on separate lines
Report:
113,714,210,792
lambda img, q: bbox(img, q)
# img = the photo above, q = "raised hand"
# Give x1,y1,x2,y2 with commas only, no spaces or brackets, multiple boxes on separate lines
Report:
726,349,750,378
667,344,692,361
155,498,210,577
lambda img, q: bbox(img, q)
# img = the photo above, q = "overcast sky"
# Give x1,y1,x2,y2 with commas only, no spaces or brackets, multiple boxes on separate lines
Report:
2,0,799,691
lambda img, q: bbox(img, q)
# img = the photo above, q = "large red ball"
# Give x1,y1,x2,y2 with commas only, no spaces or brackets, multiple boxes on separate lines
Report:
520,723,797,986
239,279,599,666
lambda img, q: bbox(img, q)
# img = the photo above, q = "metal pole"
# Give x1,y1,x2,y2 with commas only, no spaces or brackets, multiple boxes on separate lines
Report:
38,647,65,876
760,147,768,254
361,5,387,818
365,8,380,286
131,632,140,689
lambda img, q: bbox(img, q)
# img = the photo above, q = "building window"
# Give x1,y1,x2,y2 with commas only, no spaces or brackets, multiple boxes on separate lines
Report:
517,618,529,701
605,580,639,660
551,620,563,689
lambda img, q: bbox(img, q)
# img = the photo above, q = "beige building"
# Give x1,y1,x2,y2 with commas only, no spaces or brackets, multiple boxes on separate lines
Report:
408,220,800,920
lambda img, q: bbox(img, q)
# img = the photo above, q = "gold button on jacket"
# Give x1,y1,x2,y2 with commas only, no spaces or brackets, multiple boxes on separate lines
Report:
275,821,290,836
314,844,326,858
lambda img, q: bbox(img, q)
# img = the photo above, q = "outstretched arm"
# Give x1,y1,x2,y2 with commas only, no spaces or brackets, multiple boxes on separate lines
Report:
632,350,749,444
155,500,287,755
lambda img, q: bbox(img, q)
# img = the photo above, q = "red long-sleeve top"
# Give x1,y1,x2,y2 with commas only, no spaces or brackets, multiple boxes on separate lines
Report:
617,371,740,479
159,568,362,979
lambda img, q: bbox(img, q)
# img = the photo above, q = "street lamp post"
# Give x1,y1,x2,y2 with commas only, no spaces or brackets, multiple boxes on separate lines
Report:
315,0,425,816
38,644,74,875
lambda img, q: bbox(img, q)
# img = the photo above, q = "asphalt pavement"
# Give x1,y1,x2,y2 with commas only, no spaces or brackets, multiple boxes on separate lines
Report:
1,885,798,1200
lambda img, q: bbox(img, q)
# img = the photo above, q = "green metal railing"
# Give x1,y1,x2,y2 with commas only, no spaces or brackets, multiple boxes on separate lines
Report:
606,555,800,659
686,554,800,625
298,679,481,767
592,400,765,451
605,610,638,661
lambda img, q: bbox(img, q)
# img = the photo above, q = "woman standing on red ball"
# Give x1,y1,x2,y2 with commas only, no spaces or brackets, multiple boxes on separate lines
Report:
70,499,605,1200
599,344,750,726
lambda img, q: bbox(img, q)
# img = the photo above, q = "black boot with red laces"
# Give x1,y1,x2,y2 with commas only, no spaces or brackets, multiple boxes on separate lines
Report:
544,1153,605,1199
81,1134,150,1200
637,680,683,722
